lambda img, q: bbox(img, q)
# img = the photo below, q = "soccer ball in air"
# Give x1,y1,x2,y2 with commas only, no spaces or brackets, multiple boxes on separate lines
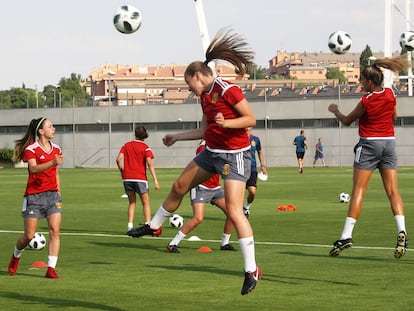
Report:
399,31,414,51
28,232,47,250
339,192,350,203
328,31,352,54
169,214,184,228
113,5,142,34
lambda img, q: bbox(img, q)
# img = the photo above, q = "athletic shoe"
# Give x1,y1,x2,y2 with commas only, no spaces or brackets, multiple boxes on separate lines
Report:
329,238,353,257
241,267,262,295
127,224,162,238
166,244,180,253
45,267,60,279
243,208,250,218
394,231,407,259
8,255,20,276
220,244,236,251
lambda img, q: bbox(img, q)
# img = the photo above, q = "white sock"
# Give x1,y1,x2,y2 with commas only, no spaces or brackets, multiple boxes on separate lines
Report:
150,206,172,229
340,217,356,240
127,222,133,230
170,231,186,246
48,255,58,269
221,233,231,246
244,203,251,210
394,215,406,234
238,236,256,273
13,246,24,258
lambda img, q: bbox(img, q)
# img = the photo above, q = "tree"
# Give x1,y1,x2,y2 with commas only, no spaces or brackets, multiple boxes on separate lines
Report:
360,45,374,72
326,67,346,83
248,64,268,80
43,85,58,108
57,73,89,107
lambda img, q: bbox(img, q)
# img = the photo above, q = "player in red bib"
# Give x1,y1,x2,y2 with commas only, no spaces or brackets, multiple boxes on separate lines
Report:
128,29,261,295
328,56,409,259
116,125,160,232
8,117,64,279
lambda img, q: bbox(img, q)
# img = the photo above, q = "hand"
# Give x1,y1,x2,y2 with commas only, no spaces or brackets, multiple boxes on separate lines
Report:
53,155,64,165
328,103,339,113
163,134,177,146
154,182,160,190
214,112,225,127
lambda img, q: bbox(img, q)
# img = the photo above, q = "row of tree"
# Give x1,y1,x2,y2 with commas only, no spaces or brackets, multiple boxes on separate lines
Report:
0,73,90,109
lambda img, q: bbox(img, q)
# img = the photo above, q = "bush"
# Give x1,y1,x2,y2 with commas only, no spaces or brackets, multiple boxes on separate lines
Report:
0,148,14,163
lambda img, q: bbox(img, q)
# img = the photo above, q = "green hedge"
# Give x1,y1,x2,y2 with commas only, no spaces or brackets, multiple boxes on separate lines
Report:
0,148,14,163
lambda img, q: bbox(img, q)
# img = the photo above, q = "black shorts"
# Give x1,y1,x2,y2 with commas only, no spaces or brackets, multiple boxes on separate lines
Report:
296,151,305,159
246,171,258,188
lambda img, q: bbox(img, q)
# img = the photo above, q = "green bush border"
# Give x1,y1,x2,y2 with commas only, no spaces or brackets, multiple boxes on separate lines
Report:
0,148,14,163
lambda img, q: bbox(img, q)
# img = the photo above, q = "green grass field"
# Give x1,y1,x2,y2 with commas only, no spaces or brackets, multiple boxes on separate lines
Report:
0,167,413,310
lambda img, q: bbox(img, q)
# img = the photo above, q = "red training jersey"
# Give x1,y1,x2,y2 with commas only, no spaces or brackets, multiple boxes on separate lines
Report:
196,141,220,189
119,140,154,181
359,87,396,138
201,77,250,152
23,141,62,195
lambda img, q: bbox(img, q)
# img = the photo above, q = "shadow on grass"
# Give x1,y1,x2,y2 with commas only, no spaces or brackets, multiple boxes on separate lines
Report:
278,250,414,264
146,264,359,286
88,240,168,253
0,291,124,311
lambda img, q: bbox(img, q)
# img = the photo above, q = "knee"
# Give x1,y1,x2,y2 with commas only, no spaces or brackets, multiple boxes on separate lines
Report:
49,227,60,238
171,180,187,197
193,216,203,225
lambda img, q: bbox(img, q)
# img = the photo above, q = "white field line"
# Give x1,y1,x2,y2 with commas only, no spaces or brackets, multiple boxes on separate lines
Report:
0,229,408,252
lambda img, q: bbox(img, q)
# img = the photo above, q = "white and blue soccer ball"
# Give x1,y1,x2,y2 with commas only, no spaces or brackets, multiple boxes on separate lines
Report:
113,5,142,34
328,30,352,54
169,214,184,228
399,31,414,51
28,232,47,250
339,192,351,203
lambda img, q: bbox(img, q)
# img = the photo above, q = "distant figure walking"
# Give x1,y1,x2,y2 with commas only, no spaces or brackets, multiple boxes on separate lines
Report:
312,137,326,167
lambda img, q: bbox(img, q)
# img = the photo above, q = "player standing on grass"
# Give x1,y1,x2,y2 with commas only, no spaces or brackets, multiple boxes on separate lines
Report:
128,28,262,295
293,130,308,174
167,140,236,253
243,127,267,218
328,56,408,258
8,117,64,279
116,125,160,232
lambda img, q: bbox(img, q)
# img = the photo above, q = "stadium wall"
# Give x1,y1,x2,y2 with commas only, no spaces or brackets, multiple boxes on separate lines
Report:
0,96,412,168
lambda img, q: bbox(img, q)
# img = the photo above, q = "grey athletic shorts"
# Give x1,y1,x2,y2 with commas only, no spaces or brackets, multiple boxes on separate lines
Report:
353,138,397,170
190,186,225,205
22,191,62,218
123,180,148,194
194,148,251,182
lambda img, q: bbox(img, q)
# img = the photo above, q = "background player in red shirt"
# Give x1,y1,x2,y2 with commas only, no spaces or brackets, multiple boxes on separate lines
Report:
116,125,160,232
167,140,235,253
128,28,261,295
8,117,64,279
328,56,409,259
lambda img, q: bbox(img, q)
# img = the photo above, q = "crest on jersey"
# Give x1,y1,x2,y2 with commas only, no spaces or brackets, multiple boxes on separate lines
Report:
212,93,218,104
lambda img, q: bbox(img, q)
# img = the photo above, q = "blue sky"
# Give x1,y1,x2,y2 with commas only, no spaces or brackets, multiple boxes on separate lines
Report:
0,0,412,90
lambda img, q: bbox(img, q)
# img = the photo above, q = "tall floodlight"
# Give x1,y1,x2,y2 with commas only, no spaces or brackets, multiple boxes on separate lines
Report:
194,0,210,53
194,0,216,76
384,0,393,88
406,0,413,96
